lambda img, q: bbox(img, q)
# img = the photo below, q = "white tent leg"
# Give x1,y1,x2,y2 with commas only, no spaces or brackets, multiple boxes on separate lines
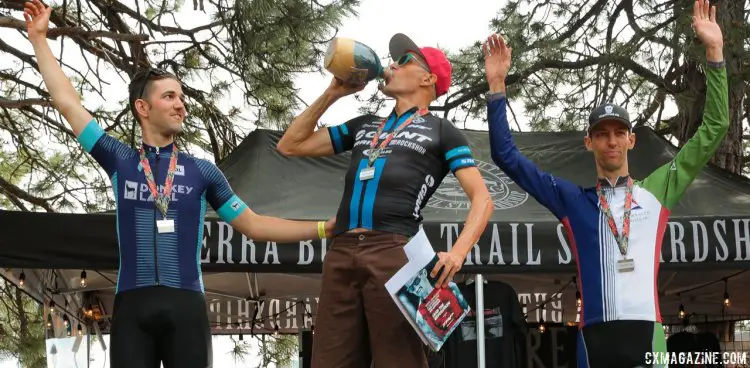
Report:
475,274,485,368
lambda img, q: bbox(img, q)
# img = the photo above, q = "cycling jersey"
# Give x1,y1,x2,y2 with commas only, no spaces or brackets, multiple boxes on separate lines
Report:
487,65,728,327
327,107,476,236
77,119,248,294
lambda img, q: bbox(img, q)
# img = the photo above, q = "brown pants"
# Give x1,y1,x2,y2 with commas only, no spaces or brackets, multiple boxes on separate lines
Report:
311,231,428,368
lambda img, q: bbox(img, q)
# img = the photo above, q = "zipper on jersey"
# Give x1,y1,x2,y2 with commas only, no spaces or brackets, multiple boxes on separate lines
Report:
153,146,160,286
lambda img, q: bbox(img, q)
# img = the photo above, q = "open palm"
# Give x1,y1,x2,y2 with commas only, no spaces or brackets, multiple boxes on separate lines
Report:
483,34,512,86
24,0,52,41
692,0,723,48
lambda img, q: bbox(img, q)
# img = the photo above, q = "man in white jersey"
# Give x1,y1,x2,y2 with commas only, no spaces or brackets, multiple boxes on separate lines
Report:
483,0,728,366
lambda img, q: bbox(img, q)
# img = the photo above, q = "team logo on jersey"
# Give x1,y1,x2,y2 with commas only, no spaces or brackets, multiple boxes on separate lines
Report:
231,200,241,211
175,165,185,176
124,180,139,200
426,160,528,211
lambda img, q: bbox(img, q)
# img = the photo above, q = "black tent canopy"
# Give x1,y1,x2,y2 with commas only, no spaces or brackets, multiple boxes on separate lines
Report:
1,125,750,335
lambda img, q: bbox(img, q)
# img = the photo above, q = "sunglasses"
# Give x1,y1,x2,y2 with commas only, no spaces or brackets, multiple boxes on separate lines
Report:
136,68,176,100
396,53,431,72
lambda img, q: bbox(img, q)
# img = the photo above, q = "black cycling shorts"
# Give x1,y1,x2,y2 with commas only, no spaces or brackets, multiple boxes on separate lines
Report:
577,320,667,368
110,285,212,368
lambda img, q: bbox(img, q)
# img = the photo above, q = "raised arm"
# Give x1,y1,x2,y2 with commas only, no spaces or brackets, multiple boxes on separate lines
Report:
483,34,571,220
640,0,729,210
276,78,364,157
197,158,335,242
24,0,92,136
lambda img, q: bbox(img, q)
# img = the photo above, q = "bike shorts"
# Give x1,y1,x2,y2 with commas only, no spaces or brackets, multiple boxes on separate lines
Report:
110,285,212,368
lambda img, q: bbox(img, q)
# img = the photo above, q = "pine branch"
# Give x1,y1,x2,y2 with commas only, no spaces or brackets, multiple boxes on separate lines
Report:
0,16,149,41
0,98,50,108
0,175,55,212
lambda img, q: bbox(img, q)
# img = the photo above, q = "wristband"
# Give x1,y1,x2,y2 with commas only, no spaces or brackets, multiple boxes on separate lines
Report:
317,221,326,239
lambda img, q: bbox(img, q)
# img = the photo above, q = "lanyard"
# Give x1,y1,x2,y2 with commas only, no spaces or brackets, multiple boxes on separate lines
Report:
596,177,633,257
367,108,428,166
139,145,179,219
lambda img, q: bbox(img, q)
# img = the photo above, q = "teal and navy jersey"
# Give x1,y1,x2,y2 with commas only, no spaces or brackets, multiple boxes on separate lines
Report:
327,107,476,237
77,119,248,294
487,65,729,328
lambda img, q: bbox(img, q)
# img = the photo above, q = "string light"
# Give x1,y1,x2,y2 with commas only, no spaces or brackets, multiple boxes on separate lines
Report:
538,318,546,334
678,304,686,319
723,279,731,307
311,324,315,335
80,270,87,288
274,324,279,337
49,300,55,314
576,291,581,308
538,303,546,333
19,271,25,288
46,314,52,328
63,314,69,328
77,324,82,336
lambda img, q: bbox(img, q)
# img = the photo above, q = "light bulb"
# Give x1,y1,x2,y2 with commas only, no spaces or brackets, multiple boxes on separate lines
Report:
576,291,582,308
311,324,315,335
274,324,279,337
77,324,82,336
678,304,685,319
49,300,55,313
80,270,87,287
538,318,546,334
19,271,25,288
724,292,731,307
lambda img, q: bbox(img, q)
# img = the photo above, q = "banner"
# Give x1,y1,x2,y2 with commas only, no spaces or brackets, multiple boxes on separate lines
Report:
208,291,581,335
199,217,750,274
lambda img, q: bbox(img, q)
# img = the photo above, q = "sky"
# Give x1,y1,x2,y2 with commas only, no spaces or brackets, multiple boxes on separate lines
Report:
0,0,501,366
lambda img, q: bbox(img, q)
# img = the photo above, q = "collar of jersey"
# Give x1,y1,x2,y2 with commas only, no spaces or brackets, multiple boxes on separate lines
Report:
141,141,176,155
388,106,421,121
596,175,631,188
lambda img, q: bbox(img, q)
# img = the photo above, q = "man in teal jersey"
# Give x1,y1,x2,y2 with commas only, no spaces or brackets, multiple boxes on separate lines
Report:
483,0,729,366
23,2,335,367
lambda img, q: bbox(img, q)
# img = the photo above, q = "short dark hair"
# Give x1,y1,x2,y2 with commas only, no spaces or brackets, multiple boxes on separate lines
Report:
128,68,179,123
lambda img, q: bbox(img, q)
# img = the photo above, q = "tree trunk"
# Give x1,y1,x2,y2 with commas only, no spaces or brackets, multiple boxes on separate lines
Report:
674,0,745,174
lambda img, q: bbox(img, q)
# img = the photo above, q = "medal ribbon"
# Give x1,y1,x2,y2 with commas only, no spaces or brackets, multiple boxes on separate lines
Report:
596,177,633,257
367,108,428,166
139,145,179,219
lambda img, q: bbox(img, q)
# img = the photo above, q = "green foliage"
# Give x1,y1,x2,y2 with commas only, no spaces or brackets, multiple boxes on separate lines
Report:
0,0,360,213
0,280,46,368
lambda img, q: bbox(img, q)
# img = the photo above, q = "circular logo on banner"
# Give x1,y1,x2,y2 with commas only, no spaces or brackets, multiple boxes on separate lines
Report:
427,160,529,211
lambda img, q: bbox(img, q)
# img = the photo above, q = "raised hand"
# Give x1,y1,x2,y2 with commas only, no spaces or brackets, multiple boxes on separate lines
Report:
692,0,723,50
482,33,512,93
24,0,52,42
325,77,366,99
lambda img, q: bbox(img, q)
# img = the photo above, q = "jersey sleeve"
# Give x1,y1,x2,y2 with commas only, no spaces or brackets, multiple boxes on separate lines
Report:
640,64,730,211
326,115,369,154
76,119,132,177
195,159,248,223
487,92,573,220
439,119,477,174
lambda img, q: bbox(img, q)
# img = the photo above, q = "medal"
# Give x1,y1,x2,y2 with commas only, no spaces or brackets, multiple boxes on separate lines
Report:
359,167,375,181
139,145,179,233
360,108,429,181
596,177,634,273
617,258,635,272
